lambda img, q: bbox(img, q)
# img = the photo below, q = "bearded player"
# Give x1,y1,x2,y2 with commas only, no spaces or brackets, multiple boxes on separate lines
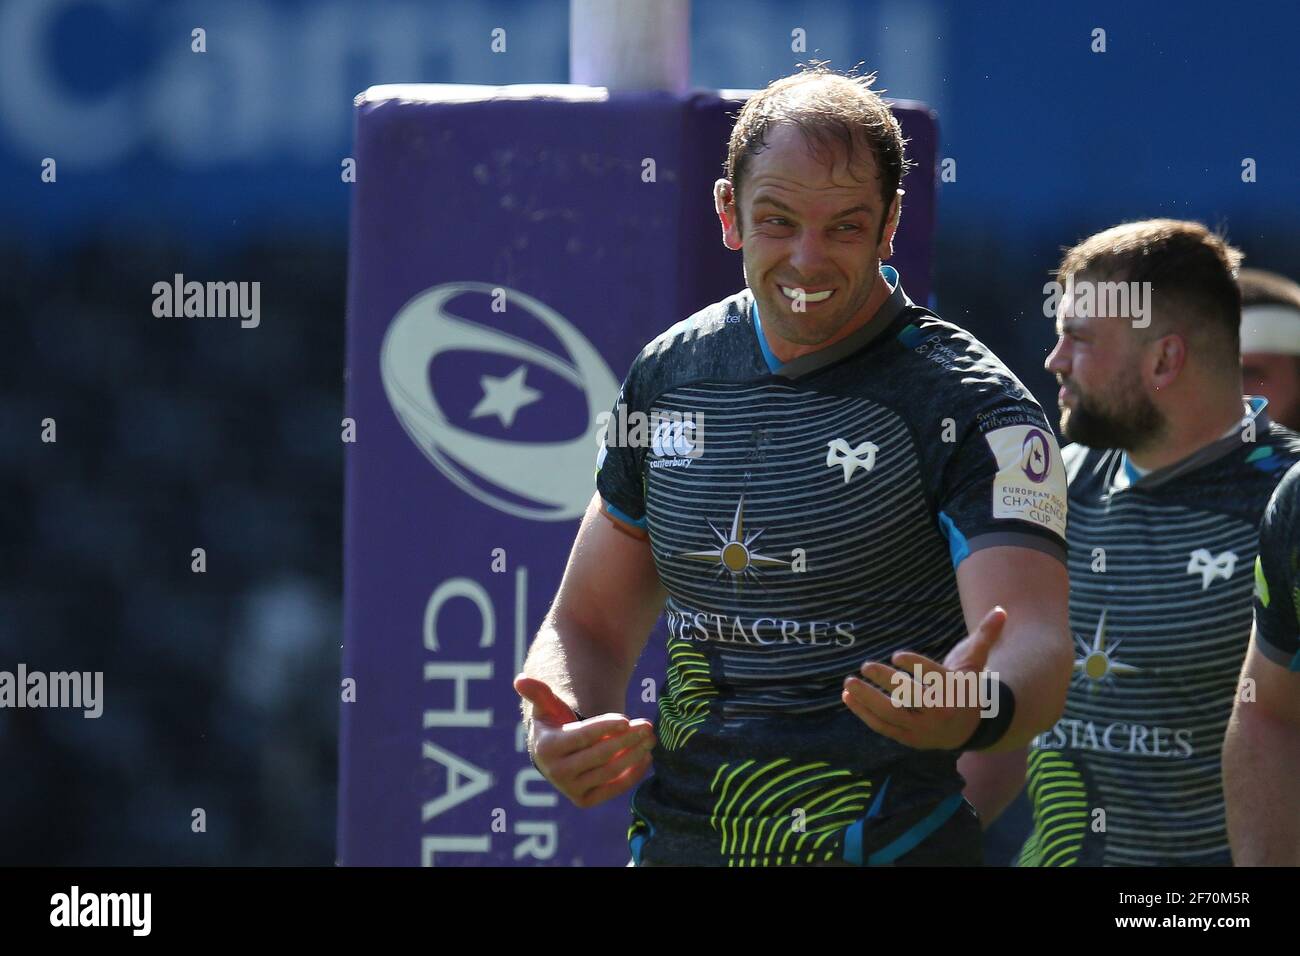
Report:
963,220,1300,866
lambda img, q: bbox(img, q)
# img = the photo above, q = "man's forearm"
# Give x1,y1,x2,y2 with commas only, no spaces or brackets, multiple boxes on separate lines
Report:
1223,707,1300,865
980,625,1070,753
519,619,634,726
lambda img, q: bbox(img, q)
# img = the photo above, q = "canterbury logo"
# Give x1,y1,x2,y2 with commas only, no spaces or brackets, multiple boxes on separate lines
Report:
1186,549,1237,590
826,438,878,482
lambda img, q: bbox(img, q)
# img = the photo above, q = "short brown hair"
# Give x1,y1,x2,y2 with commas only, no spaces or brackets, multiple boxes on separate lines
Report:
724,61,910,231
1239,267,1300,311
1057,219,1245,363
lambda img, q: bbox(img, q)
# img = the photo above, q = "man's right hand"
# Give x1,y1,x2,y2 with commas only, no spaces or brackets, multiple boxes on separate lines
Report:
514,675,656,809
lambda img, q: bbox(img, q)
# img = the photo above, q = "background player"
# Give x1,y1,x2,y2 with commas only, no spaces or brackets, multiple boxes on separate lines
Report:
1240,268,1300,431
1223,460,1300,865
515,63,1073,866
962,219,1300,865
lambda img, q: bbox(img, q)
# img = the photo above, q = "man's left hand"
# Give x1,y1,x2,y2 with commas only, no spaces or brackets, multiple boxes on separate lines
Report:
843,606,1007,750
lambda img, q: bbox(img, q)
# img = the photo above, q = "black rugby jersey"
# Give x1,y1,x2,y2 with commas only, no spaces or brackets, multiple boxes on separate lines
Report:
1019,401,1300,867
596,267,1069,866
1254,459,1300,670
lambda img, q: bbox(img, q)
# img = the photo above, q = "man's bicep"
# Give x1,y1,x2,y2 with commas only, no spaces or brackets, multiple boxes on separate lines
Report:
1242,629,1300,726
954,545,1069,641
548,492,667,670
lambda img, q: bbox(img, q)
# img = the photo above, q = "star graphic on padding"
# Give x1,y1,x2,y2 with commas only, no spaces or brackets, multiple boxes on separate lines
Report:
470,364,542,428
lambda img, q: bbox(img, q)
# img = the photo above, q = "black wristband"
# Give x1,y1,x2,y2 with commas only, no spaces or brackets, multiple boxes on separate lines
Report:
959,677,1016,752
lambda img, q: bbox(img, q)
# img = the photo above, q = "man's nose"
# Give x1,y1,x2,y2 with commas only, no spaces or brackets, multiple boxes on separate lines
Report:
1045,336,1070,376
788,228,831,277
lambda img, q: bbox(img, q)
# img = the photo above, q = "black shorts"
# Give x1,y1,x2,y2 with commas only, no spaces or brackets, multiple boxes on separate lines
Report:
629,796,983,867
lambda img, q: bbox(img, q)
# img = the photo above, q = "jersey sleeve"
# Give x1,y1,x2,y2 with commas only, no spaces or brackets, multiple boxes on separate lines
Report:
1254,463,1300,669
931,393,1069,568
595,359,651,539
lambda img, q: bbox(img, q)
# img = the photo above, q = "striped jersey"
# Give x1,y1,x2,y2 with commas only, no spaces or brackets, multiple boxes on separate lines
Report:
596,267,1069,866
1254,459,1300,671
1019,401,1300,867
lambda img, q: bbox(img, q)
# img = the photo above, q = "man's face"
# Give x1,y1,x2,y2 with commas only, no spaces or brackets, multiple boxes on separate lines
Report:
1242,352,1300,430
715,123,899,347
1044,273,1166,451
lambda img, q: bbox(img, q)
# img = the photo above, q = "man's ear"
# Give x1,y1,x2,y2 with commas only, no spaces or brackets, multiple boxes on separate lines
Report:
1149,331,1189,389
878,189,903,260
715,178,742,250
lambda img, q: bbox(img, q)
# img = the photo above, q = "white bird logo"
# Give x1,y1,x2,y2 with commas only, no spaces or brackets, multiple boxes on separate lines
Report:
1186,549,1237,590
826,438,878,483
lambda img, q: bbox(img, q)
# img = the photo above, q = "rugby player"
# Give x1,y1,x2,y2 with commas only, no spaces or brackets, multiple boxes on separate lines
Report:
1239,268,1300,430
962,219,1300,866
515,64,1073,867
1222,460,1300,865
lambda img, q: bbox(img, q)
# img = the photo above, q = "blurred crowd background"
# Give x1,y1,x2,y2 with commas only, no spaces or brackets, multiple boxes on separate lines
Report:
2,0,1297,864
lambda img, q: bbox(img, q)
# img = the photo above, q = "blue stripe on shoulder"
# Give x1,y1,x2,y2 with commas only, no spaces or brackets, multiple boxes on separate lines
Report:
604,499,647,529
937,511,970,568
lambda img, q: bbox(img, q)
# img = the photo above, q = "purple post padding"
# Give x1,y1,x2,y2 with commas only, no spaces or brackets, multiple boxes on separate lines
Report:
339,85,937,866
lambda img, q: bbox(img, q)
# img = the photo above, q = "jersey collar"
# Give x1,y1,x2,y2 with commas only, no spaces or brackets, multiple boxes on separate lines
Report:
751,265,908,379
1111,395,1272,492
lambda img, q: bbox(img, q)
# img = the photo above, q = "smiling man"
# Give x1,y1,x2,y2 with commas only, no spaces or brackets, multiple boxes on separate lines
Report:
516,63,1072,866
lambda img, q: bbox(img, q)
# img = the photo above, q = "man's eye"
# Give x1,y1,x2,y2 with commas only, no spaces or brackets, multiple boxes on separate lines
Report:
835,224,860,232
764,217,790,226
